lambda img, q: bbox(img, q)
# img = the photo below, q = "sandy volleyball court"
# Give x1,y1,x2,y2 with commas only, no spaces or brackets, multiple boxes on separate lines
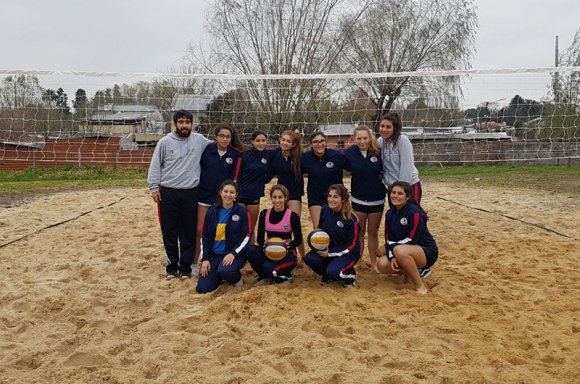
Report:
0,181,578,383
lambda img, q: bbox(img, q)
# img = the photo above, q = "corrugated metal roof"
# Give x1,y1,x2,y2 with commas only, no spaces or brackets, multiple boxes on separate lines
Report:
318,123,355,136
88,112,150,121
85,105,165,132
171,95,214,112
0,131,45,146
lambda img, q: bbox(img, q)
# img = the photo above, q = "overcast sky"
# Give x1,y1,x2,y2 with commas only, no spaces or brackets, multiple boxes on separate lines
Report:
0,0,578,106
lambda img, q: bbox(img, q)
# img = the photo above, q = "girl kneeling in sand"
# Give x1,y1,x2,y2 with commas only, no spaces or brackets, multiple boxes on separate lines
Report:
375,181,438,294
303,184,361,288
246,184,303,285
197,180,251,294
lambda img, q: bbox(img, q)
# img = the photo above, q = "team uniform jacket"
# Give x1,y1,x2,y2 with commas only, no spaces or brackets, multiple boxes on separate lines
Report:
301,149,347,206
318,205,360,258
384,203,437,260
198,143,242,204
201,203,251,260
237,147,276,202
270,148,304,200
343,145,387,205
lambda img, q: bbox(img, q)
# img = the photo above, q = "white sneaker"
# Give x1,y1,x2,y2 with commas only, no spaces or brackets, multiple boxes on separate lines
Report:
256,278,270,286
279,276,294,285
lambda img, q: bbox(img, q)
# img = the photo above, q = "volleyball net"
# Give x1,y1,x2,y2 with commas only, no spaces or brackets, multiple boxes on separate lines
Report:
0,66,579,170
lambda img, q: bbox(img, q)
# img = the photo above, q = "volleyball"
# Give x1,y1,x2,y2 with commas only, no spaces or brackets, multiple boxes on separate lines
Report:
307,229,330,251
264,237,288,261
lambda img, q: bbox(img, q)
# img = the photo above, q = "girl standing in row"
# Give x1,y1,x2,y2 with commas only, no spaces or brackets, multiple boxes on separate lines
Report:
270,130,306,260
301,131,347,228
344,126,386,271
237,131,276,243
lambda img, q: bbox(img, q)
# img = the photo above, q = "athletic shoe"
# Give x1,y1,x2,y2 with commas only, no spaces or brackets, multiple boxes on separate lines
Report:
256,278,270,286
279,276,294,285
180,273,192,280
320,277,330,286
343,280,356,288
234,278,244,287
419,268,432,279
166,273,177,280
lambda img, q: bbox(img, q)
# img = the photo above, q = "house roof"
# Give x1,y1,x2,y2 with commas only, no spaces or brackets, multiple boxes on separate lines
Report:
98,104,158,112
0,131,45,147
171,95,214,112
85,104,165,131
318,123,355,137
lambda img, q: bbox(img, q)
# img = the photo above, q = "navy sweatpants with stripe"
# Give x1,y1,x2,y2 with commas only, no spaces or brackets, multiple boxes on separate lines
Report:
304,251,359,284
196,254,246,293
158,187,198,276
246,245,297,283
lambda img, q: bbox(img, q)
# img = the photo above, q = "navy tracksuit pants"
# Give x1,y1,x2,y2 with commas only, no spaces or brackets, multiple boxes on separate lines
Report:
246,245,296,283
303,251,358,284
196,254,246,293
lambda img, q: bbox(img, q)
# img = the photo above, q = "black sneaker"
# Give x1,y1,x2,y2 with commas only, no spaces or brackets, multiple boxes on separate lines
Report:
419,268,432,279
343,280,356,288
166,273,177,280
320,277,330,286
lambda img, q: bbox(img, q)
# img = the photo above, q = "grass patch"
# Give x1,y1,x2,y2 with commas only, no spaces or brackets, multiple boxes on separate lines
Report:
1,164,578,195
0,166,147,192
419,164,580,194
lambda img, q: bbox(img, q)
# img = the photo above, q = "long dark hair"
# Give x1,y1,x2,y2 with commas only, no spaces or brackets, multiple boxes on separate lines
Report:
390,181,427,219
380,112,403,146
328,184,354,220
214,123,244,153
247,130,268,151
280,130,302,179
216,179,239,207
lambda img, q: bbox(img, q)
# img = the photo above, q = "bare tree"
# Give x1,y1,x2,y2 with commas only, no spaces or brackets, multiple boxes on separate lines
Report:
557,27,580,106
339,0,477,130
199,0,369,133
0,74,43,109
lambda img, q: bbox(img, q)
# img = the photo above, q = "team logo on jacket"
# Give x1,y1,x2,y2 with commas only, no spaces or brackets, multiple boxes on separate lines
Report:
261,158,268,164
400,218,408,226
232,215,240,222
326,162,334,168
370,156,378,163
225,157,233,165
282,224,289,231
336,221,344,228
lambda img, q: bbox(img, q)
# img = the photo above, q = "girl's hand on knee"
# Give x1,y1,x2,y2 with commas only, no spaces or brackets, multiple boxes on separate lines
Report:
200,260,210,277
222,254,235,266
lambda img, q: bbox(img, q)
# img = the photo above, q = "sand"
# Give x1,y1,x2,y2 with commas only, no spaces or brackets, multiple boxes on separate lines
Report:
0,181,579,383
